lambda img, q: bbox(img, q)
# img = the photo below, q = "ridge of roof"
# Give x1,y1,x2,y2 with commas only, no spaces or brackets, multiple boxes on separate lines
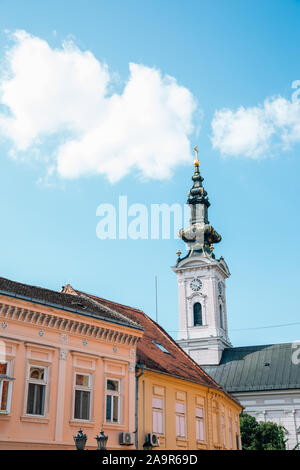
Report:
0,276,142,331
221,343,295,352
77,291,143,330
74,288,144,314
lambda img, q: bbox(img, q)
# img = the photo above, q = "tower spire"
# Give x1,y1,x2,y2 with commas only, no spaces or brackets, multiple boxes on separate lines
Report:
194,145,199,167
178,146,221,258
173,146,231,365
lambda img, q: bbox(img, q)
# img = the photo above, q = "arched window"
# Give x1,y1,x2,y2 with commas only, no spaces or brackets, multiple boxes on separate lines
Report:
193,303,202,326
219,304,224,329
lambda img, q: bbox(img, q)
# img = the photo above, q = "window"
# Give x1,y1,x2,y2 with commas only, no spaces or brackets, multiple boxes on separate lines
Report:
175,401,186,437
152,396,164,434
152,342,170,355
106,379,120,423
193,303,202,326
26,366,47,416
0,362,13,413
219,305,224,329
196,407,205,441
212,411,219,445
228,417,233,449
74,373,91,420
235,420,241,449
221,415,226,447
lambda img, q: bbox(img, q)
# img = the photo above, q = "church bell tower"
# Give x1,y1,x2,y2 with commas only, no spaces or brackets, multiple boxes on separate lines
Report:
172,147,231,365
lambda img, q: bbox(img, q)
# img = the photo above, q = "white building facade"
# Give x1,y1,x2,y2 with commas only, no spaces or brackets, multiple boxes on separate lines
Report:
233,390,300,450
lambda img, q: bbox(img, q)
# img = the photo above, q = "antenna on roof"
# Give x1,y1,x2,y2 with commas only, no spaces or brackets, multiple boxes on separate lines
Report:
155,275,158,323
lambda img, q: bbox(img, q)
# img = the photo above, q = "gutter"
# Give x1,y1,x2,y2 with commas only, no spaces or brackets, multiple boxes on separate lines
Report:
135,363,144,449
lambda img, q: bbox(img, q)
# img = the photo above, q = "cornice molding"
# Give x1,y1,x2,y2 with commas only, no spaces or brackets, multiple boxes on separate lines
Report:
0,302,140,346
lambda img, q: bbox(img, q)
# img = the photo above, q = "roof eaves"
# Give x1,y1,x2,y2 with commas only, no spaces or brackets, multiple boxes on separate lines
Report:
0,287,143,332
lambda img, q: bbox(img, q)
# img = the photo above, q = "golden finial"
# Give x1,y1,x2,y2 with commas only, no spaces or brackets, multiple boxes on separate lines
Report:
176,250,181,258
194,145,199,167
209,245,214,252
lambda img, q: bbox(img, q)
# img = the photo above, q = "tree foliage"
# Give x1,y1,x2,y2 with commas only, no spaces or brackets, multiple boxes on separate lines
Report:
240,413,286,450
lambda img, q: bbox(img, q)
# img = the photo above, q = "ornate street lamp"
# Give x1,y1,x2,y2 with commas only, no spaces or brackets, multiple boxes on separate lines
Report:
73,428,87,450
95,430,108,450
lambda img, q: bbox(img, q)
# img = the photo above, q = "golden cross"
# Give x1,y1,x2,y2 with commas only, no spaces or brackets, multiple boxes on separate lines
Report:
194,145,199,166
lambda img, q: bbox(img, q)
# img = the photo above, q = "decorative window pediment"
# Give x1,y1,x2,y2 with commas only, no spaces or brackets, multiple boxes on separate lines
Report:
187,291,206,301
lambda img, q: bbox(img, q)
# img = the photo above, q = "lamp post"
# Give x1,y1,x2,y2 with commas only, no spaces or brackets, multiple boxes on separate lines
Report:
143,435,153,451
73,428,87,450
95,430,108,450
143,442,153,451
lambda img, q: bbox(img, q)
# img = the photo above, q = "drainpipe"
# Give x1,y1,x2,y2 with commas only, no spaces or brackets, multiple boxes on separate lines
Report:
135,362,144,450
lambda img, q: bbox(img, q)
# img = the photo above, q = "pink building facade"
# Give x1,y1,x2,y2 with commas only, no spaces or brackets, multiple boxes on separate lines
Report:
0,277,143,449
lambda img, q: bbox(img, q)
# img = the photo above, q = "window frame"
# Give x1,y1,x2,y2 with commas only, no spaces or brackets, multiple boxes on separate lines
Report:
25,364,48,417
228,417,233,449
235,419,241,449
175,401,186,438
221,414,226,448
152,395,164,435
73,372,92,421
105,378,121,424
195,406,205,442
0,361,14,414
219,304,224,330
193,302,203,326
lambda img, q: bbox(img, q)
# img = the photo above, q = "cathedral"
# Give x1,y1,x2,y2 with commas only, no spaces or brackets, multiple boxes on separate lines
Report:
173,147,300,450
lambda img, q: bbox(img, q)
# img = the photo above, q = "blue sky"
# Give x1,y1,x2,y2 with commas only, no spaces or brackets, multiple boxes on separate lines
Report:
0,0,300,347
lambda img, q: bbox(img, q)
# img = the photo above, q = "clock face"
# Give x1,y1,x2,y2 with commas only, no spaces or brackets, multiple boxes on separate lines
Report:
190,278,202,292
218,281,223,295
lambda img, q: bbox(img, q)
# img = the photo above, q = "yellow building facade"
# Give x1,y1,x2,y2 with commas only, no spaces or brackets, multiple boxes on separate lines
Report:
138,369,241,450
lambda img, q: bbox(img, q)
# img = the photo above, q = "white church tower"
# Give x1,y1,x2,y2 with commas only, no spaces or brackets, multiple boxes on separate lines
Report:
172,146,232,365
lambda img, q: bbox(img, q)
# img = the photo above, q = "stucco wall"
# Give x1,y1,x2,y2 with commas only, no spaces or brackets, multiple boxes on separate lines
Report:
137,369,242,450
0,295,142,450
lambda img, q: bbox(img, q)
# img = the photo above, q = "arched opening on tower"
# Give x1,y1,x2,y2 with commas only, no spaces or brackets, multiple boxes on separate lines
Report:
193,302,203,326
219,304,224,330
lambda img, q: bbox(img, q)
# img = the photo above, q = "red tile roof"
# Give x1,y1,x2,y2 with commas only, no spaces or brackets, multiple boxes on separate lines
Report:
70,288,227,392
0,277,141,331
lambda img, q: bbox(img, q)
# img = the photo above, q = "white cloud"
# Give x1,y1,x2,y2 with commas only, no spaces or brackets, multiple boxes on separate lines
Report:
0,30,197,182
211,90,300,158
